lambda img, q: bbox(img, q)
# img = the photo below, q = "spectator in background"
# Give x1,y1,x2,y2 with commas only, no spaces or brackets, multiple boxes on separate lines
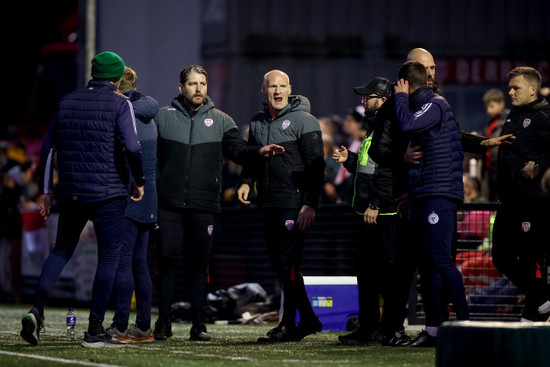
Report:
21,51,145,348
482,89,510,201
458,175,491,247
107,67,159,343
463,175,488,204
334,107,365,204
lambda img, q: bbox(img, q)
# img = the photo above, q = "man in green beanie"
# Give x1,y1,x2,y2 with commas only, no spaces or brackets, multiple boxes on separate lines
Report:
91,51,126,81
21,51,145,348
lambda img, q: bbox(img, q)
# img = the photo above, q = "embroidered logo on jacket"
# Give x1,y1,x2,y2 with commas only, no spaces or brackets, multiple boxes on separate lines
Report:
428,211,439,225
282,120,291,130
522,222,531,232
285,220,294,230
207,225,214,235
204,118,214,127
523,118,531,128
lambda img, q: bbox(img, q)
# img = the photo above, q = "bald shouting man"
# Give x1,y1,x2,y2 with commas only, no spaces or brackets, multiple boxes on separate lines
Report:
238,70,325,343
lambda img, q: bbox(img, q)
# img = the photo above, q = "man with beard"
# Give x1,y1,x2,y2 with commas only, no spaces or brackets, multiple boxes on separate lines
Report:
332,77,399,345
153,65,283,342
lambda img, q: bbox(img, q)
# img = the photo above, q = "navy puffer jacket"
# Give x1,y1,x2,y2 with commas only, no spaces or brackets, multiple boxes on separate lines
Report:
37,80,144,204
124,90,159,223
395,87,463,202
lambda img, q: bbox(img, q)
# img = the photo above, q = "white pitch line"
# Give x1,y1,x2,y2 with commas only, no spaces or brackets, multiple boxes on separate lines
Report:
0,350,123,367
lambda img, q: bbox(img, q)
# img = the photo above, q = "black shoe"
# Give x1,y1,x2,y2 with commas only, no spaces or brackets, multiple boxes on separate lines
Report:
153,318,173,341
408,330,437,347
190,323,211,341
20,309,44,346
81,330,127,348
257,324,295,343
382,330,412,347
338,329,380,345
293,317,323,341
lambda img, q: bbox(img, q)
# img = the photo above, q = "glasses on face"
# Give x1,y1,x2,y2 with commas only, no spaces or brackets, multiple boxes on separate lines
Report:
361,95,381,101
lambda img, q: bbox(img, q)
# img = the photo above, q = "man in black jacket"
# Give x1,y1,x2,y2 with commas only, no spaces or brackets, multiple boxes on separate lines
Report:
492,66,550,322
332,77,398,345
153,65,282,342
238,70,325,343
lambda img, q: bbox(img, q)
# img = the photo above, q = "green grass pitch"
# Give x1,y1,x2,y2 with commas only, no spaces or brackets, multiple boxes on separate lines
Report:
0,304,435,367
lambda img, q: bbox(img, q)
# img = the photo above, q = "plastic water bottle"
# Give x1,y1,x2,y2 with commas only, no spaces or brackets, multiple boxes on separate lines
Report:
66,308,76,340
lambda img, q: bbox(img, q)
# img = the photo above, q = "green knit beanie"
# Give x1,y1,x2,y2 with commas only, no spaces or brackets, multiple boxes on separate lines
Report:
91,51,125,81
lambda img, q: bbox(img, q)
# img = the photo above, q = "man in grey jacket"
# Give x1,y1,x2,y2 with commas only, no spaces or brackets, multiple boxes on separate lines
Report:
238,70,325,343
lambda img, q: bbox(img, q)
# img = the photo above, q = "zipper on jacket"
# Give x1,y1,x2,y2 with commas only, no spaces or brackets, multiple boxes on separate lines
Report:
183,115,194,207
265,118,271,207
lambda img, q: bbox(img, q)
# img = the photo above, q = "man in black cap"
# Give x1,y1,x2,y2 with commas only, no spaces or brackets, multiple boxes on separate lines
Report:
333,77,396,345
20,51,144,348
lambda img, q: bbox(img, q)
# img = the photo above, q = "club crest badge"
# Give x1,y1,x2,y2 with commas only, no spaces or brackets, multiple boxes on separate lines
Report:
523,118,531,128
285,220,294,231
282,120,291,130
204,118,214,127
522,222,531,232
207,224,214,235
428,211,439,225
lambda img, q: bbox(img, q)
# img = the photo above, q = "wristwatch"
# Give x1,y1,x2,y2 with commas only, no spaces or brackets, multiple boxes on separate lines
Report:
533,162,541,173
368,202,380,211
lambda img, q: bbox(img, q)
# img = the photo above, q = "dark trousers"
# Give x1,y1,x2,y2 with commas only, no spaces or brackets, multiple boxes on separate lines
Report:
156,208,216,326
35,197,126,333
410,197,469,326
112,218,153,330
492,203,549,320
262,208,317,328
357,214,415,335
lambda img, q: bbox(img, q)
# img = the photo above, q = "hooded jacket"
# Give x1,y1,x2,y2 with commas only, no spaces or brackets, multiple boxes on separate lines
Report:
124,90,159,223
36,80,145,205
497,98,550,205
241,95,325,210
156,95,259,213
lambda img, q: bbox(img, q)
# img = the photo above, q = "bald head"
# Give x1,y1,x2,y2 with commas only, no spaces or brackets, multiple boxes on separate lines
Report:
263,70,290,87
407,48,436,86
262,70,292,119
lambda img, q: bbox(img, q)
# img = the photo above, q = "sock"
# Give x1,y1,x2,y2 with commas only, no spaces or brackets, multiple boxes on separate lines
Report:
425,326,438,337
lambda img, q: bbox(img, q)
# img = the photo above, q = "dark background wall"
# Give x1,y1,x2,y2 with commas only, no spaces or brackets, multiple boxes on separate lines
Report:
2,0,549,145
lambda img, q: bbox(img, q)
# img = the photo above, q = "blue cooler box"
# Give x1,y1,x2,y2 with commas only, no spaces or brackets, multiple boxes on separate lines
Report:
303,276,359,331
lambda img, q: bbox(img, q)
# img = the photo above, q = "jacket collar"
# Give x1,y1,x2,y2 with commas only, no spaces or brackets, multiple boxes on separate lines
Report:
409,86,434,110
511,98,547,114
87,79,117,90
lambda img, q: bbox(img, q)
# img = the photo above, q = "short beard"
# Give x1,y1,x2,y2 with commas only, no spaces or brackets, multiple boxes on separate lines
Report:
179,95,205,110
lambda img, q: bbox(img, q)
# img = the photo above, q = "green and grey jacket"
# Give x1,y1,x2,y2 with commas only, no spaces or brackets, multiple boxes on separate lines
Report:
156,96,259,213
241,95,325,210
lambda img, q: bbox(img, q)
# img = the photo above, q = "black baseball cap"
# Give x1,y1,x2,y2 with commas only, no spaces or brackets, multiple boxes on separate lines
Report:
353,77,392,97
